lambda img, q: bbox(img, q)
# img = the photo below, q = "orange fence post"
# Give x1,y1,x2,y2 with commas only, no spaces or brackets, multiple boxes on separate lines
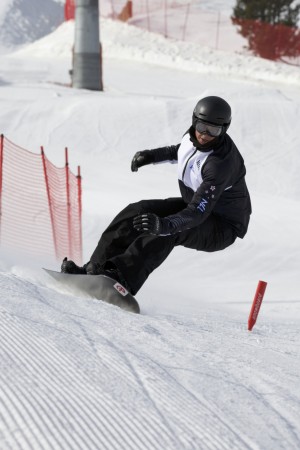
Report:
41,146,59,260
65,147,72,260
118,1,133,21
77,165,83,263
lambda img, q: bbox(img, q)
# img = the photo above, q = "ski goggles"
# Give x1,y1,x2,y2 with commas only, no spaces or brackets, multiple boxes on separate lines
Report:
195,120,222,137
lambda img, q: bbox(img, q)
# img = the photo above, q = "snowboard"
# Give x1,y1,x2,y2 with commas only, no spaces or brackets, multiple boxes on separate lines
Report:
44,269,140,314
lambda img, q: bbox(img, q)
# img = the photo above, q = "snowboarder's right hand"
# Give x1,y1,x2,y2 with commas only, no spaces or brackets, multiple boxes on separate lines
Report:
131,151,154,172
133,213,172,236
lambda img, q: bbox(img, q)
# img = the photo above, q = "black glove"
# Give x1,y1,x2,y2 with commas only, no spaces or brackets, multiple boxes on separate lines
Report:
131,150,154,172
133,213,171,235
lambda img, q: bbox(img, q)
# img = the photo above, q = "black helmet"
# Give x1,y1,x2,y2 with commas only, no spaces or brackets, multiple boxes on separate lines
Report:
192,96,232,132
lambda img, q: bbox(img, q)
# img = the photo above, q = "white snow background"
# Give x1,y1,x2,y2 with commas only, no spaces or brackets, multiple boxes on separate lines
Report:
0,1,300,449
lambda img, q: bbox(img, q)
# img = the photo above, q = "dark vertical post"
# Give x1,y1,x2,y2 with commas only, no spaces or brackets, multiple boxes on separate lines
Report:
216,11,221,50
164,0,168,38
73,0,103,90
182,3,190,41
146,0,151,32
110,0,115,19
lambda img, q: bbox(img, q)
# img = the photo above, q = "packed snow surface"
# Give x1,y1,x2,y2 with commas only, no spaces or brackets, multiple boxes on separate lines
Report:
0,1,300,449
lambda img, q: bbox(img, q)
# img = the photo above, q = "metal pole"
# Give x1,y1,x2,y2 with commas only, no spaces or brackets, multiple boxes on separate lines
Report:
164,0,168,38
73,0,103,90
110,0,115,19
146,0,151,32
182,3,190,41
215,11,221,50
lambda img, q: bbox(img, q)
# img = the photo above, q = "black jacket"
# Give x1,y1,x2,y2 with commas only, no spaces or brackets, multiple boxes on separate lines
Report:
149,127,251,238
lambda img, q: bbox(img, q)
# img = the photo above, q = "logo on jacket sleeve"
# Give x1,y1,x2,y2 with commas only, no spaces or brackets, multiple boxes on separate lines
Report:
197,197,208,212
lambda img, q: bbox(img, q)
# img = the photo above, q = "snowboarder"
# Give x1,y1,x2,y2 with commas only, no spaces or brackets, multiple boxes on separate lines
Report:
62,96,252,296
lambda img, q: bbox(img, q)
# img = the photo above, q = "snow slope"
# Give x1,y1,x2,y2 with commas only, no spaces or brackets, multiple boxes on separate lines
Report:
0,3,300,450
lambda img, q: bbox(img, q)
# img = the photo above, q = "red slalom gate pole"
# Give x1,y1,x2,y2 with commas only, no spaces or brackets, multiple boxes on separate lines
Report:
248,280,268,331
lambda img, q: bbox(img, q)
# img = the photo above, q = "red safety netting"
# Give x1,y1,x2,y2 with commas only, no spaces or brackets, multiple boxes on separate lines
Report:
64,0,300,65
0,135,82,264
232,18,300,62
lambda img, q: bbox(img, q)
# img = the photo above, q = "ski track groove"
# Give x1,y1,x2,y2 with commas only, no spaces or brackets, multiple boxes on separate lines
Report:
118,347,180,450
179,319,300,449
0,314,123,449
2,316,106,449
152,362,254,450
124,316,253,449
81,319,250,450
0,375,48,450
0,387,33,450
126,351,212,450
240,379,300,449
209,323,300,448
0,311,178,450
1,378,76,450
127,353,243,450
0,409,13,450
75,320,180,449
92,331,181,449
162,362,256,450
0,276,158,449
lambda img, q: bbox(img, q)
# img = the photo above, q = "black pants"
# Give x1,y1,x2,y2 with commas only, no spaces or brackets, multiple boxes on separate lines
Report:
90,198,237,295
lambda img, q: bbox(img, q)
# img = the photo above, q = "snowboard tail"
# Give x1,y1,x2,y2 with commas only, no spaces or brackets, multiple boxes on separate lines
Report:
44,269,140,314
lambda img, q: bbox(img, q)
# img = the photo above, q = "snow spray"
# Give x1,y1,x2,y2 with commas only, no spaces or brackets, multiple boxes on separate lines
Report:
248,280,268,331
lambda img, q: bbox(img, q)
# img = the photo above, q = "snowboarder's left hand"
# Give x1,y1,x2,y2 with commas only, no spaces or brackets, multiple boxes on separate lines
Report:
133,213,170,235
